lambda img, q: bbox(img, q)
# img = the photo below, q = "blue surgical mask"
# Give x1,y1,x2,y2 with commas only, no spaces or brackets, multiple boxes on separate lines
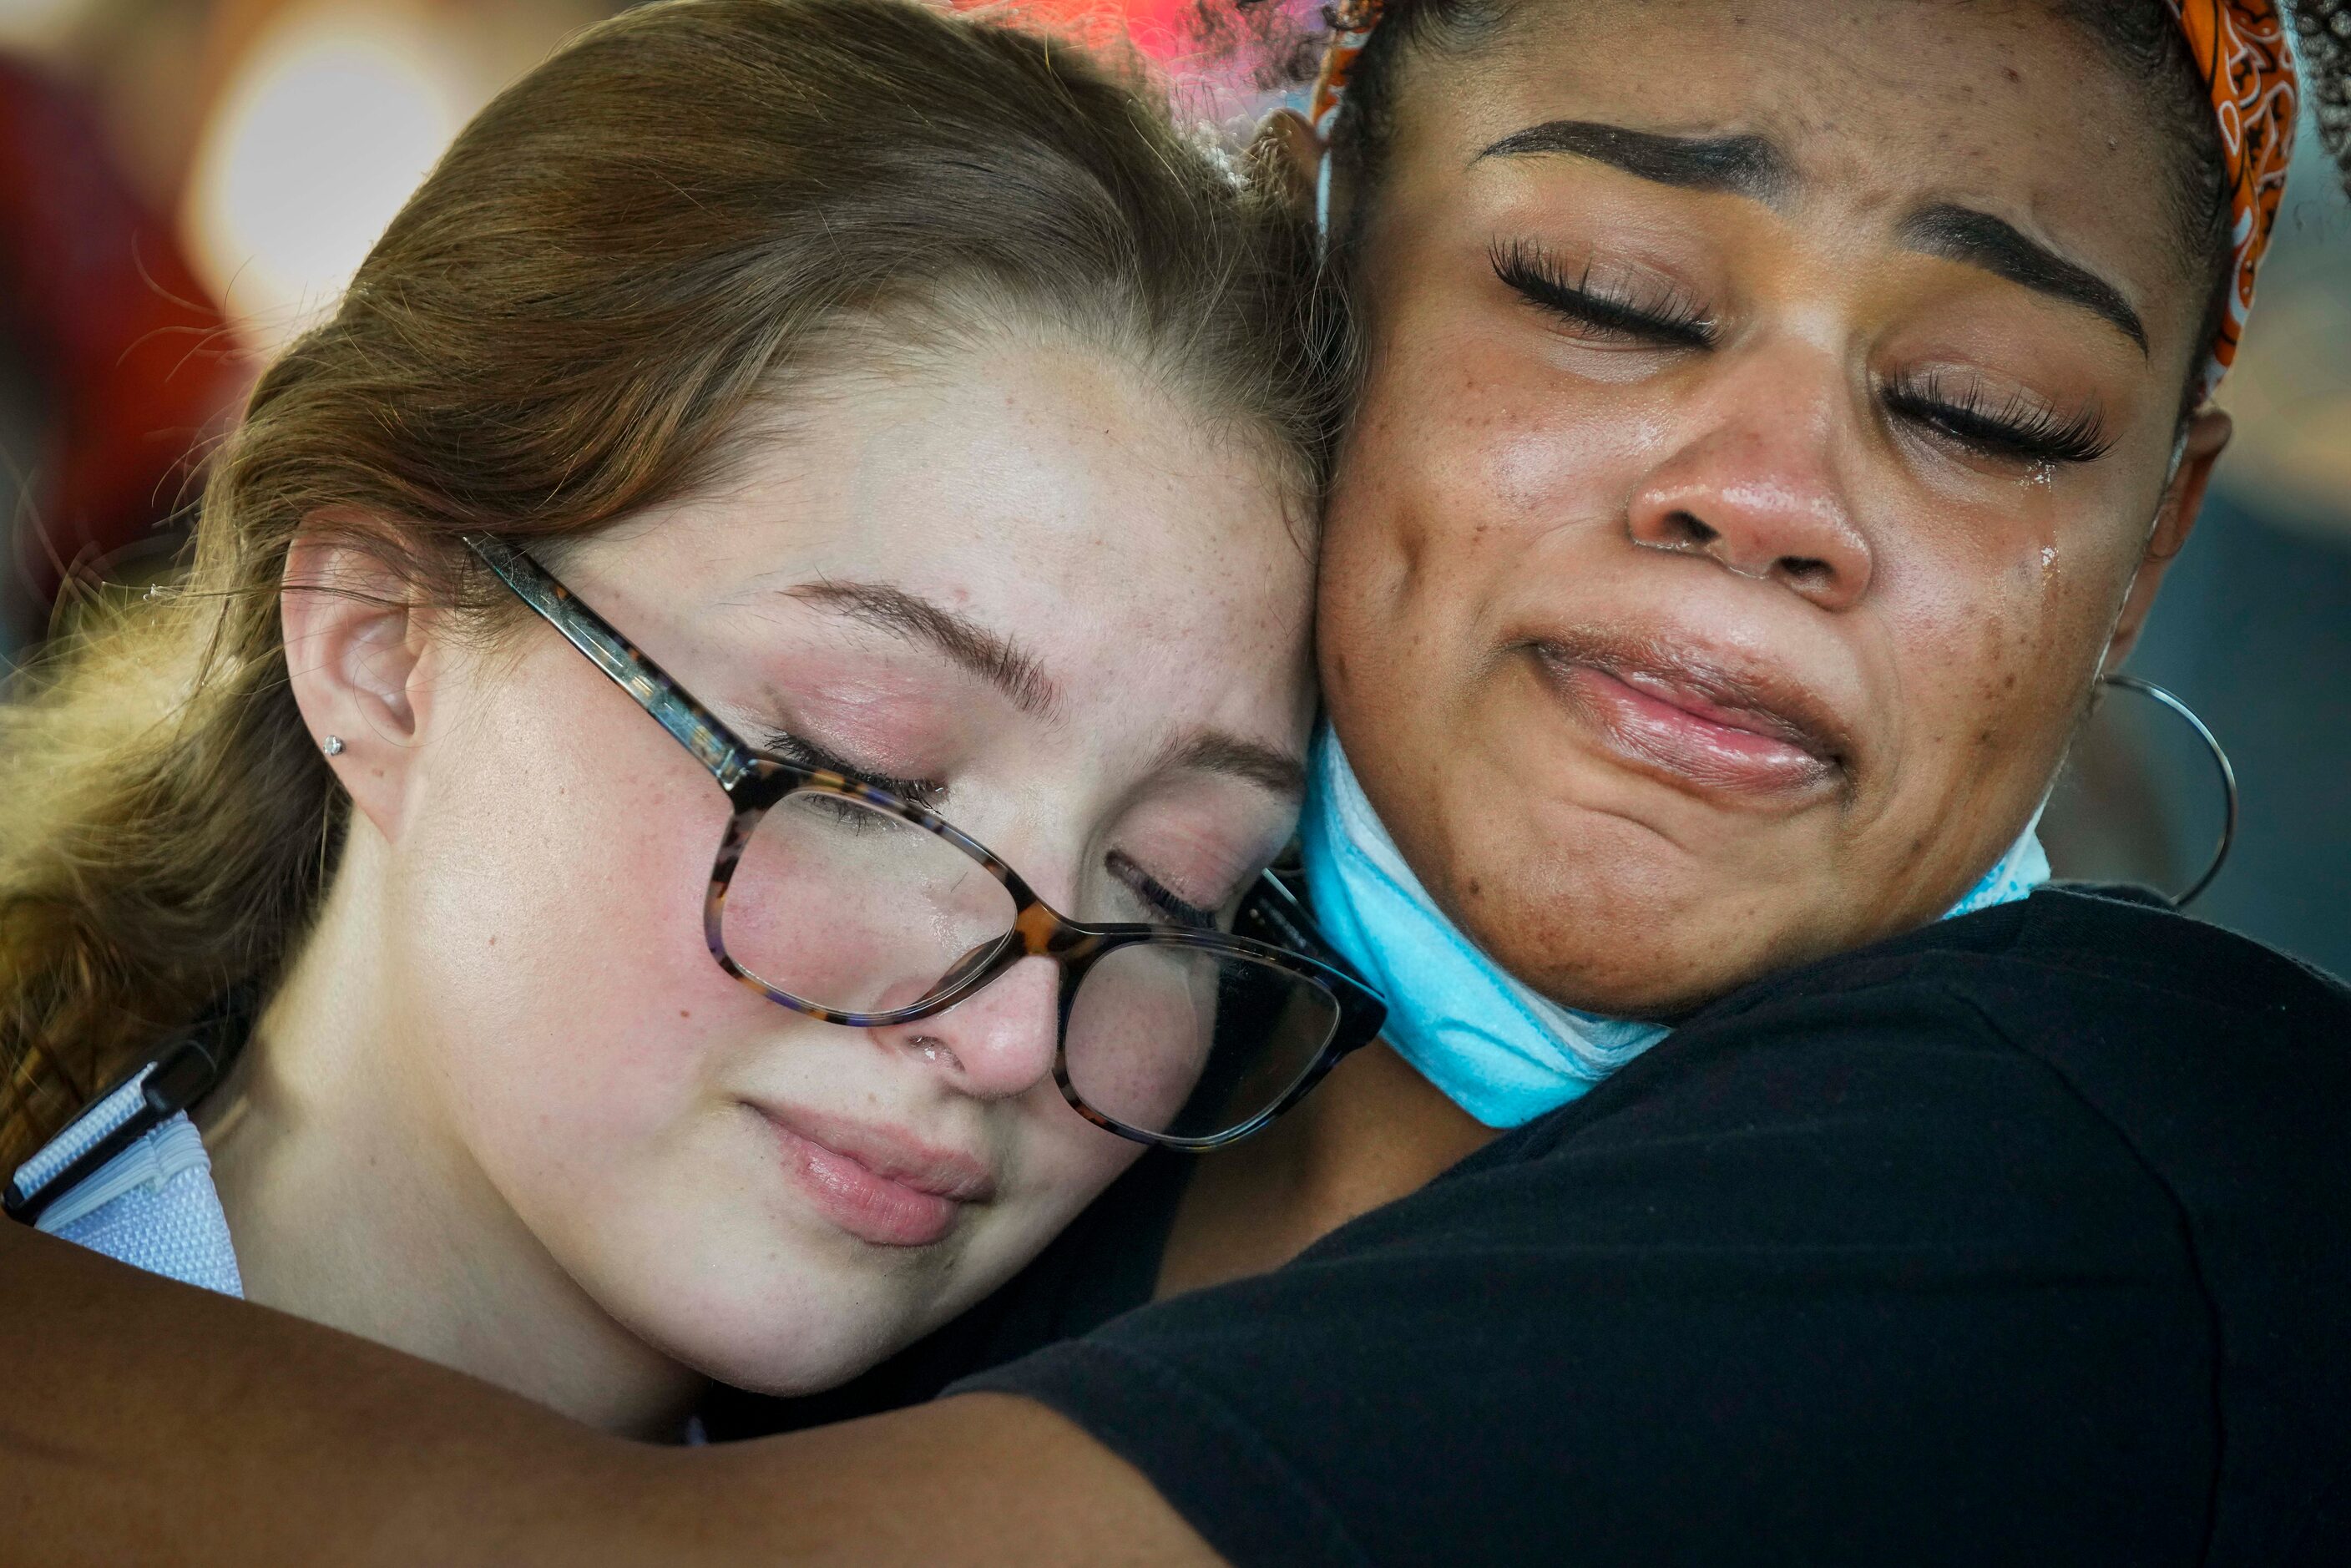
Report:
1298,727,2050,1129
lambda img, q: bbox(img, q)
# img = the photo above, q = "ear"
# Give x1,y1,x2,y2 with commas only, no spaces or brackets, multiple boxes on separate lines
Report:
2101,407,2231,675
1247,108,1324,220
281,523,439,842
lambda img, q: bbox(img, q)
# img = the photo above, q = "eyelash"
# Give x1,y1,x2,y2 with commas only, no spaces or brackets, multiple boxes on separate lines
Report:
762,732,1223,927
1491,239,1717,350
1108,850,1221,931
1879,372,2113,466
760,730,945,812
1494,239,2113,468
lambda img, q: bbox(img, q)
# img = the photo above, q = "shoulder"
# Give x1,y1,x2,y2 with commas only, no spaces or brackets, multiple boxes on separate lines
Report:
1454,886,2351,1323
1596,886,2351,1241
1701,882,2351,1040
1510,883,2351,1166
1334,888,2254,1277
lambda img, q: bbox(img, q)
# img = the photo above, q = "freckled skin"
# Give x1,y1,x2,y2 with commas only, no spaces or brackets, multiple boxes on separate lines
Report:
1317,0,2229,1017
235,336,1317,1427
467,352,1313,1388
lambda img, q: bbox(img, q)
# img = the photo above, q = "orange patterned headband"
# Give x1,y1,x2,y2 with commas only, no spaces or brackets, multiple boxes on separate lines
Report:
1308,0,2301,401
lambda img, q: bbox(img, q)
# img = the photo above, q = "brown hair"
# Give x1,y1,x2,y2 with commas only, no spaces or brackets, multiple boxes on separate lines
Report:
0,0,1342,1163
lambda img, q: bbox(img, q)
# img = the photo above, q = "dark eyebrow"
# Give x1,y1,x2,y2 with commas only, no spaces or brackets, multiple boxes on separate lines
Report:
786,580,1062,718
1479,119,1791,203
1898,203,2147,355
1481,121,2146,358
1160,731,1308,798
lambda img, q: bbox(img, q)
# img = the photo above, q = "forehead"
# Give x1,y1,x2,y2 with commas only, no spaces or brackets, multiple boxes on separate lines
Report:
618,336,1314,686
1388,0,2206,306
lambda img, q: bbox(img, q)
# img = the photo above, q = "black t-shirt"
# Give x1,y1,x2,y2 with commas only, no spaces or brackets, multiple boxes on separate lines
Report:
730,887,2351,1564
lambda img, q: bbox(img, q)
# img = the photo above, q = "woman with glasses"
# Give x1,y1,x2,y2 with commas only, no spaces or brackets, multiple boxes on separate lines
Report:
0,0,1378,1439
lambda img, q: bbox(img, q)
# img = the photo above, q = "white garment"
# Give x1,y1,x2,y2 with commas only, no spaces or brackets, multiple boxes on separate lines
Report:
10,1065,243,1297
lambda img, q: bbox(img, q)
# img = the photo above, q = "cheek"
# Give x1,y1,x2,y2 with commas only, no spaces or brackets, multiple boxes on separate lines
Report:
1835,493,2146,922
1327,334,1658,669
988,1095,1145,1257
1878,495,2131,769
400,680,748,1171
1387,281,1668,500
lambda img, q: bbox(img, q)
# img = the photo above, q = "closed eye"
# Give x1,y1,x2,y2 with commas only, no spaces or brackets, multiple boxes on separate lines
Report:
1107,850,1222,930
1880,372,2112,466
1491,239,1717,351
757,728,946,812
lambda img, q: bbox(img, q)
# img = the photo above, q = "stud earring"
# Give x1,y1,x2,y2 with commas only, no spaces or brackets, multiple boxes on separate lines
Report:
323,735,345,756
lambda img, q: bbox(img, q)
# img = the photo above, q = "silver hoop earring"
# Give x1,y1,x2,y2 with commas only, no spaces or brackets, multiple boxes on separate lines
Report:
2098,675,2237,908
323,735,345,756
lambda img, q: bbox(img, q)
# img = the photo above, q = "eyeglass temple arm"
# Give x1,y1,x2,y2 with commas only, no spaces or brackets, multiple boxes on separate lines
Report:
1237,867,1377,990
1237,867,1391,1063
462,534,758,792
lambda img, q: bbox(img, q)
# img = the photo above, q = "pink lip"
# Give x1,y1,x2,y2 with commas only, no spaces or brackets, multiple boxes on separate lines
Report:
750,1104,995,1248
1534,645,1843,801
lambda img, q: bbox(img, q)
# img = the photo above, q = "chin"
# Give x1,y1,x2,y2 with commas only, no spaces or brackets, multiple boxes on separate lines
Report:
1428,792,1830,1020
642,1259,933,1399
559,1186,947,1401
1471,888,1751,1020
1512,933,1781,1021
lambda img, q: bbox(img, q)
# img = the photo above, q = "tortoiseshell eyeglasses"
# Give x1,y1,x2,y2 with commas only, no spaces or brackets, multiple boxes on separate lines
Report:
463,534,1386,1151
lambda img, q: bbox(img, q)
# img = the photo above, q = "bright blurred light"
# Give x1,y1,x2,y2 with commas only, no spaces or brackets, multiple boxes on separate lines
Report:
181,3,486,357
0,0,89,52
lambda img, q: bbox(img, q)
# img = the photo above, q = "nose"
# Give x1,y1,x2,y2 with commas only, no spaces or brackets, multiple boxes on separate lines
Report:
1624,366,1873,612
876,954,1062,1102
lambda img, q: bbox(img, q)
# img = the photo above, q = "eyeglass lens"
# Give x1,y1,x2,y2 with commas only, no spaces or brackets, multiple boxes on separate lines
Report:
721,785,1341,1141
724,788,1019,1016
1062,943,1342,1141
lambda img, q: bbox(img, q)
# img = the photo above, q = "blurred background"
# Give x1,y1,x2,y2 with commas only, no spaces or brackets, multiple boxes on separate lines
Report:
0,0,2344,973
